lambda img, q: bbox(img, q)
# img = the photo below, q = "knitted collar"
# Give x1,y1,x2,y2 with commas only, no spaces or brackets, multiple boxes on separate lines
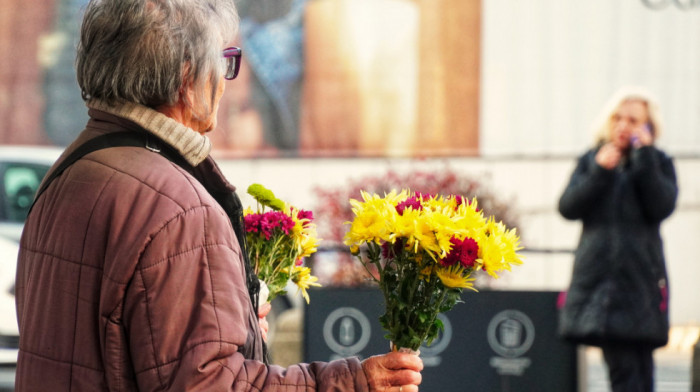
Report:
87,99,211,166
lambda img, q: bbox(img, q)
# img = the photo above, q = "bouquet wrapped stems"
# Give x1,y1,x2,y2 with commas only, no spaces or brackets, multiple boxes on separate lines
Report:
345,190,523,352
244,184,321,304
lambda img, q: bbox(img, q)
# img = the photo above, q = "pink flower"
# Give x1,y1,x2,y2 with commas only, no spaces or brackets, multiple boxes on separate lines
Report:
297,209,314,227
279,213,295,234
256,211,295,240
440,237,479,268
245,213,262,233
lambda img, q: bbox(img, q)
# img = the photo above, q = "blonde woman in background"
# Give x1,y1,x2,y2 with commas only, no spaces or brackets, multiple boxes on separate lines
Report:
558,87,678,392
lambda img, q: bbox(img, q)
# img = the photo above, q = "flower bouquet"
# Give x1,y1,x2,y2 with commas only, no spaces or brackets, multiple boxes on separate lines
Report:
244,184,321,304
344,190,523,352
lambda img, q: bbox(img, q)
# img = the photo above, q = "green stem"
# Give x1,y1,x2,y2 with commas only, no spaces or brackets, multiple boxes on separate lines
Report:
358,254,380,284
266,235,290,277
369,242,383,276
404,261,419,336
419,285,448,347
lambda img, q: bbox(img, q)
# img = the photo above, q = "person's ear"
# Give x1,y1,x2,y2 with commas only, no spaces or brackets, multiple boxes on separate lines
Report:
179,62,196,109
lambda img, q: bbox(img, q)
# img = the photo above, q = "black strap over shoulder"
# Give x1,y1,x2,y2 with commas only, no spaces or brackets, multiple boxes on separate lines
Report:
33,131,190,209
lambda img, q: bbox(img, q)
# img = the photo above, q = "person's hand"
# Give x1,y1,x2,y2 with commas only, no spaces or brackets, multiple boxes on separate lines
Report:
361,351,423,392
630,124,653,149
595,143,622,170
258,302,271,342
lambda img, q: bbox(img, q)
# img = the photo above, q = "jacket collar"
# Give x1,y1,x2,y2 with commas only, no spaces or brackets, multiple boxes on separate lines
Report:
86,99,211,166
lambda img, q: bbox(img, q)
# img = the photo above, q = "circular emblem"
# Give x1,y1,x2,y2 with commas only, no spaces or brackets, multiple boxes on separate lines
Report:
322,307,372,356
487,310,535,358
419,313,452,357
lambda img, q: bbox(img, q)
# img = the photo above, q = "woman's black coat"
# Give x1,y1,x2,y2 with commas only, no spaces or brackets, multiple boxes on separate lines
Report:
558,145,677,348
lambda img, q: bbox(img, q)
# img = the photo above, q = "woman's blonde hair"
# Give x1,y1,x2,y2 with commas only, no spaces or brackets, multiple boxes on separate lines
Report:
592,86,664,146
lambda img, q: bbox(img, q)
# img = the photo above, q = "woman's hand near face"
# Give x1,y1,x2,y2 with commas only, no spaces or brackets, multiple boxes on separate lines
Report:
361,352,423,392
631,124,653,149
595,143,622,170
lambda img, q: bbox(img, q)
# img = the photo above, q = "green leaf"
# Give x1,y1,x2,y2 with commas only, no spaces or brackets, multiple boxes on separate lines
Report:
434,318,444,332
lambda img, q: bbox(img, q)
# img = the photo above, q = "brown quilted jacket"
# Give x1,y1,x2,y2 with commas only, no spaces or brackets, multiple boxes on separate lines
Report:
14,102,369,391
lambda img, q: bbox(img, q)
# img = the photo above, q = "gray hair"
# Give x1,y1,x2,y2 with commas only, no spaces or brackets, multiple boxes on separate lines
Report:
76,0,238,116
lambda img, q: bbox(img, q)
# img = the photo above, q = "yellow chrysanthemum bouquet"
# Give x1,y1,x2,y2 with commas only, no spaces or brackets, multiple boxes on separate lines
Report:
344,190,523,352
244,184,321,304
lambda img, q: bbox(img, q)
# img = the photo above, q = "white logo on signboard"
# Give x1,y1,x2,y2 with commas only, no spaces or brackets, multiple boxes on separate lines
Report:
487,310,534,376
323,307,372,357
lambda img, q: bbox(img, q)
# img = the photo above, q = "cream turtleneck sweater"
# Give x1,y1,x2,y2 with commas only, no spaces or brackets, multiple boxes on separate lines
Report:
87,99,212,166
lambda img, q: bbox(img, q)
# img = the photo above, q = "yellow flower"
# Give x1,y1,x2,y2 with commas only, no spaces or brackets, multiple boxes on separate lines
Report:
291,266,321,304
436,265,476,290
344,208,387,246
420,195,448,213
429,211,466,257
408,214,440,256
419,265,434,280
478,218,524,278
344,191,401,247
393,208,419,240
453,198,487,237
298,232,319,259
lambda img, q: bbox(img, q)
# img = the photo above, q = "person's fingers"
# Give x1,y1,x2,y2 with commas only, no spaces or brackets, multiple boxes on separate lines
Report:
258,302,272,319
636,125,653,145
596,143,621,169
259,317,269,332
361,354,423,391
390,369,421,387
258,316,269,342
383,351,423,371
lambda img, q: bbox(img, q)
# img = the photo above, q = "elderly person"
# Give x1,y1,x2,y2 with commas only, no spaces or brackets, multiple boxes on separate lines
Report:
558,86,678,392
14,1,422,391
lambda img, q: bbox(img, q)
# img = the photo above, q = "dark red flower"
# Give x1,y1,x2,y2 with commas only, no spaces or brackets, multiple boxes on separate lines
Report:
396,197,422,215
440,237,479,268
382,239,404,259
297,209,314,227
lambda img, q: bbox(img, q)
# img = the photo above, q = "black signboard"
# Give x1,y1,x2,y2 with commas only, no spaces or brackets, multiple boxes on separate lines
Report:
304,288,578,392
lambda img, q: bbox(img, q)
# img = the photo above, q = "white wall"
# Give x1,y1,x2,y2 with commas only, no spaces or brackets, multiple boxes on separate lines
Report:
480,0,700,157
